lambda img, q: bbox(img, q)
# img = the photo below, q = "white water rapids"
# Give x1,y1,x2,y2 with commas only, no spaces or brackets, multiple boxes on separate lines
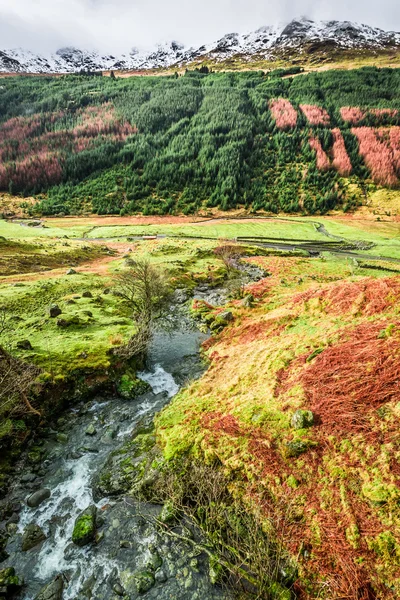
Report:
17,366,180,600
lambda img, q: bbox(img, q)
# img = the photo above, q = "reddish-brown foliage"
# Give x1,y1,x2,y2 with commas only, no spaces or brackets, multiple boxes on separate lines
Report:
309,136,330,171
292,277,400,316
0,104,136,191
340,106,398,124
370,108,398,119
300,104,330,126
389,126,400,171
201,411,241,436
331,128,352,176
269,99,298,129
301,320,400,434
352,127,398,186
340,106,366,124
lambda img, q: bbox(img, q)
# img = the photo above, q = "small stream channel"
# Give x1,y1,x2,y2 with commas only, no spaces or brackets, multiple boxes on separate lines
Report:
1,287,239,600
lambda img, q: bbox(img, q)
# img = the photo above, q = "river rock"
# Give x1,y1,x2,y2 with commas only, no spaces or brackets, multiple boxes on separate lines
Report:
72,505,97,546
112,582,125,596
22,523,46,551
81,291,93,298
26,488,51,508
0,567,22,596
85,423,97,436
291,410,314,430
34,574,64,600
20,473,36,483
133,571,155,594
49,304,62,318
66,268,77,275
56,433,68,444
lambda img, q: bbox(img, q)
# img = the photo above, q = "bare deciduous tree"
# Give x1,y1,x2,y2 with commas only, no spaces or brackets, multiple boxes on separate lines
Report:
115,258,171,321
114,259,171,360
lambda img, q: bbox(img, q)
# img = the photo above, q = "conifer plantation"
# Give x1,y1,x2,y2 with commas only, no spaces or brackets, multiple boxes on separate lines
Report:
1,67,400,216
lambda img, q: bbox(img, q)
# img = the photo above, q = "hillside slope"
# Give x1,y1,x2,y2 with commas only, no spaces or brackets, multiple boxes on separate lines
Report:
1,68,400,216
157,255,400,598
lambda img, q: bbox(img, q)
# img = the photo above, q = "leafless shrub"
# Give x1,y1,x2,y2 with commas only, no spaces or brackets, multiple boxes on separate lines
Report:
0,345,41,417
140,458,296,598
115,258,171,321
214,244,242,276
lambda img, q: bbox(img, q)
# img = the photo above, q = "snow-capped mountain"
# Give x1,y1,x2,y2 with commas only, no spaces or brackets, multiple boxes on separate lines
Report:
1,19,400,74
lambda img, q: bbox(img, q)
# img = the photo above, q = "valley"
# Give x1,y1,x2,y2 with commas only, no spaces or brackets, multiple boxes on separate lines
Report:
1,21,400,597
1,213,400,598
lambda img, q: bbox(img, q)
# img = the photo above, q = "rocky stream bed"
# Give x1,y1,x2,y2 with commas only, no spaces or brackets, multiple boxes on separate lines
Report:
0,268,271,600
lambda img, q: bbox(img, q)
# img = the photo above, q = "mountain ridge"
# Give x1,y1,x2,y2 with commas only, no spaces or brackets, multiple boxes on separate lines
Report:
1,18,400,74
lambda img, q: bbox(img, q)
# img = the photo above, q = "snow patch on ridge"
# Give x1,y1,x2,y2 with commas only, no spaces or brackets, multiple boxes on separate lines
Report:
1,18,400,73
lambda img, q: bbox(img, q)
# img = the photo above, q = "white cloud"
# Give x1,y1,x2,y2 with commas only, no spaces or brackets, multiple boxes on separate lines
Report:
0,0,399,53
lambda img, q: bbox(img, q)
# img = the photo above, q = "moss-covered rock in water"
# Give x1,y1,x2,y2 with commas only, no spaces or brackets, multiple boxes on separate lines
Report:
0,567,21,594
72,505,97,546
190,299,214,320
291,409,314,430
133,571,155,594
117,374,151,400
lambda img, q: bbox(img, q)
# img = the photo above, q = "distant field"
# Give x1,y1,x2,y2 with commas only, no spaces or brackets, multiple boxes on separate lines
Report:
2,216,400,261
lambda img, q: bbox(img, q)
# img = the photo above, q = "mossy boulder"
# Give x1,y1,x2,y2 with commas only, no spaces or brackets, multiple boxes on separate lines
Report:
284,439,315,458
22,523,46,551
133,571,155,593
56,315,82,328
72,505,97,546
291,409,314,430
0,567,21,595
117,374,151,400
190,299,214,320
16,339,33,350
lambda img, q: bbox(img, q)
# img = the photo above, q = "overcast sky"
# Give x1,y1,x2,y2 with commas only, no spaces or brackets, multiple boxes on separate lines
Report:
0,0,400,54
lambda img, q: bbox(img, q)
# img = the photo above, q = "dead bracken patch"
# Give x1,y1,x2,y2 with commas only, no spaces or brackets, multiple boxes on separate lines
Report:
292,277,400,316
301,320,400,434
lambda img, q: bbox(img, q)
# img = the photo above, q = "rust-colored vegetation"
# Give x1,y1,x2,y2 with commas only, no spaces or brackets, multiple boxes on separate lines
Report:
0,104,136,191
269,98,298,129
157,256,400,599
300,104,330,126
